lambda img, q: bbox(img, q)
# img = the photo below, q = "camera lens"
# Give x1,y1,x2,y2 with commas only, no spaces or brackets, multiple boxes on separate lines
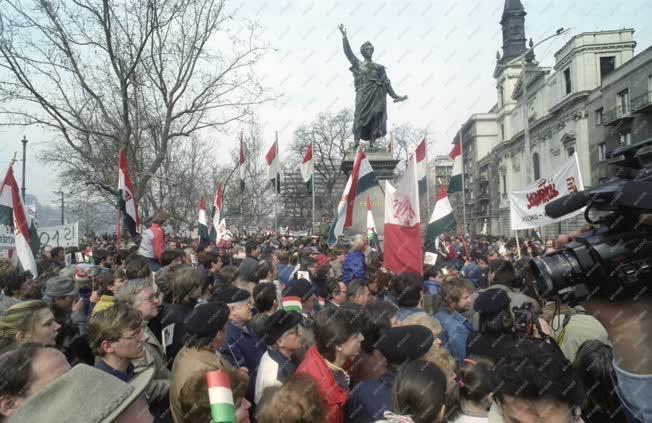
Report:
530,252,583,298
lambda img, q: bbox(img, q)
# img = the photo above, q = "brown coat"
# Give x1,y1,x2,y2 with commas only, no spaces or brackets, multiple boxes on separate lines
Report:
132,326,171,403
169,346,234,423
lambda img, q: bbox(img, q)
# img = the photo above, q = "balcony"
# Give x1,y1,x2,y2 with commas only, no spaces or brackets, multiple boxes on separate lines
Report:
603,103,635,126
631,91,652,113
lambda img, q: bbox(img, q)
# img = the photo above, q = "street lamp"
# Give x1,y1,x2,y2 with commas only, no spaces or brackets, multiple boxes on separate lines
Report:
53,191,65,225
502,27,571,184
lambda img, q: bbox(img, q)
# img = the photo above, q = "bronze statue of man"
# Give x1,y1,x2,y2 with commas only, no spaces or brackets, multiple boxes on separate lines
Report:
339,24,407,148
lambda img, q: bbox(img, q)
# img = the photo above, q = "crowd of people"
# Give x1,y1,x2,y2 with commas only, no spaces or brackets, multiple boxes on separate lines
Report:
0,212,647,423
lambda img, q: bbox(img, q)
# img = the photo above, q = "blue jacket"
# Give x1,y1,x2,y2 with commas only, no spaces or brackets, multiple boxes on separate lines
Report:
397,306,422,323
346,371,394,423
435,309,473,362
341,251,366,284
462,261,487,288
220,321,267,402
277,264,294,285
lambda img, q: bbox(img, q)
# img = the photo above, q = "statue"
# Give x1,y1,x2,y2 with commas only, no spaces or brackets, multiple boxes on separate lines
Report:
339,24,407,148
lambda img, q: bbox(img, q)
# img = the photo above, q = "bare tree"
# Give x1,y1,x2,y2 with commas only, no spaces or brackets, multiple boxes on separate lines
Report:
290,109,354,214
0,0,270,221
390,123,428,175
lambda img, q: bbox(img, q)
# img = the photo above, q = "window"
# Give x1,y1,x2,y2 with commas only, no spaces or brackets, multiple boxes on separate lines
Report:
499,85,504,107
532,153,541,180
595,108,603,125
502,174,507,193
598,144,607,161
567,147,575,157
564,68,572,95
500,123,505,141
600,56,616,80
619,130,632,146
617,89,630,115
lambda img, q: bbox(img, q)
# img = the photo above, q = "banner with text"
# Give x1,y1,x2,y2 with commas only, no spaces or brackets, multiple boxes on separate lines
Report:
39,222,79,249
509,153,584,230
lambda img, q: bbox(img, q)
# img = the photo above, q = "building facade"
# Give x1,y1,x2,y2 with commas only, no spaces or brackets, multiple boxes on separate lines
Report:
464,0,644,238
429,155,454,193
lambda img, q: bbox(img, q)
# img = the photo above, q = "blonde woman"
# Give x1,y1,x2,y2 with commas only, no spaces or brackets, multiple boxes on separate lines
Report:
0,300,61,350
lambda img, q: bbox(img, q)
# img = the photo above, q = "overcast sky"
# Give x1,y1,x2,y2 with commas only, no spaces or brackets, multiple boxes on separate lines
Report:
1,0,650,205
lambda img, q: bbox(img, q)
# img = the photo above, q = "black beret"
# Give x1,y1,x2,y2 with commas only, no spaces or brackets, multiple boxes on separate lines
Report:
184,302,229,338
375,325,434,365
282,278,313,301
473,288,511,314
262,310,303,345
213,286,251,304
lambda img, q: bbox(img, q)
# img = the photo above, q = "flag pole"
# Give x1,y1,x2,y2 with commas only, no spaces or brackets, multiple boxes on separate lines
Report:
116,209,121,250
311,140,316,236
459,131,467,235
515,229,522,259
239,130,243,235
425,134,431,217
274,131,279,234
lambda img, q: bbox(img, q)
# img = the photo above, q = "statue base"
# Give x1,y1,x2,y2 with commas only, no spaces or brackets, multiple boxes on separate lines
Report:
341,149,398,180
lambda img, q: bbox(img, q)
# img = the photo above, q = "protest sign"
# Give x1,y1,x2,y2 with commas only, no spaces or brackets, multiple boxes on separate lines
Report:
509,153,584,230
39,222,79,249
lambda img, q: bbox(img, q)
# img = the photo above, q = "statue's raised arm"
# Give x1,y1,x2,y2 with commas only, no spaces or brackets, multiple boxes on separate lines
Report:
339,24,359,67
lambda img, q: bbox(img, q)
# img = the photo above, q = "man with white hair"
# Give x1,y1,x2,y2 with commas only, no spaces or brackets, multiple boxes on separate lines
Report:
341,234,367,284
114,279,170,418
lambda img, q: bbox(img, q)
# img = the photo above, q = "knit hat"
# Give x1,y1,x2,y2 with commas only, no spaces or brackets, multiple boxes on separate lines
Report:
213,286,251,304
375,325,434,365
473,288,511,315
44,275,77,299
9,365,154,423
262,309,303,345
185,302,230,338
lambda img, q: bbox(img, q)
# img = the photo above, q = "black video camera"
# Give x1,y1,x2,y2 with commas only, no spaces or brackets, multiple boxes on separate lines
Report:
530,138,652,303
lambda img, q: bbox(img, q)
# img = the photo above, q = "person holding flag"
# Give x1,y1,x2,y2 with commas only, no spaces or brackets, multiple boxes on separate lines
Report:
0,161,38,277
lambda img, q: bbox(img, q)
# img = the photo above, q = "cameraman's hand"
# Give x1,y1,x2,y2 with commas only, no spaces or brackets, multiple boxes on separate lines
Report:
556,223,593,246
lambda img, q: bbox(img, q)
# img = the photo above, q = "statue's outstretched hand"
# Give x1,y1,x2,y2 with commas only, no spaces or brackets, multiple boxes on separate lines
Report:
338,24,346,37
393,95,408,103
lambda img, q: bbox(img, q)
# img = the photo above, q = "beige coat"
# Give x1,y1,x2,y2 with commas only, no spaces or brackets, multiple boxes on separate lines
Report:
169,346,234,423
132,325,171,404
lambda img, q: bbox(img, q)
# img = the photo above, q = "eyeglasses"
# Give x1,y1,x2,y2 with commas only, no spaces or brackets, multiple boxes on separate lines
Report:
119,326,145,341
137,292,163,304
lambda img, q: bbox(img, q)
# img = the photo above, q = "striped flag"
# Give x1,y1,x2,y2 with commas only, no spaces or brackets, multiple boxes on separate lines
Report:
282,295,302,313
300,143,314,194
384,154,422,275
447,133,463,193
210,184,223,243
206,370,235,423
0,164,38,277
327,149,379,247
265,132,281,194
415,139,427,193
239,132,246,193
117,148,139,238
366,196,381,252
198,194,210,247
424,186,456,264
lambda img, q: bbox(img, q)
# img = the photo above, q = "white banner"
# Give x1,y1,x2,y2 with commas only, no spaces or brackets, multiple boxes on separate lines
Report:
509,153,584,230
39,222,79,249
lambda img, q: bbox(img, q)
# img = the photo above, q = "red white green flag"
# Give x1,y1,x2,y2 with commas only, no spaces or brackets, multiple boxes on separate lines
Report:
206,370,235,423
300,143,314,194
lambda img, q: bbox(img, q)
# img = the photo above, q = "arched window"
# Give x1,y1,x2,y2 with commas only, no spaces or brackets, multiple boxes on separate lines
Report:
532,153,541,180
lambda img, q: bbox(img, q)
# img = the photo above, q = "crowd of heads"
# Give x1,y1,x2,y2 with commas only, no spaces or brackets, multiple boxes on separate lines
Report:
0,225,632,423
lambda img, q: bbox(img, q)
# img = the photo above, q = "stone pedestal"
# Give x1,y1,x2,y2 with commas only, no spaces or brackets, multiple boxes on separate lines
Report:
340,147,398,180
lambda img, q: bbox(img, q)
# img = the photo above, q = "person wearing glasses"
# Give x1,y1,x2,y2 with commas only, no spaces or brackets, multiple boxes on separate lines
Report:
115,278,170,419
88,303,146,382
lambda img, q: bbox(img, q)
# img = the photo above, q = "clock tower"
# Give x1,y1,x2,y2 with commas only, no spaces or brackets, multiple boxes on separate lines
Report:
498,0,527,65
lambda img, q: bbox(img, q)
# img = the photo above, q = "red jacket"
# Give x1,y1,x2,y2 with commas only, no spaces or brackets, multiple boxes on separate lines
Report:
296,346,348,423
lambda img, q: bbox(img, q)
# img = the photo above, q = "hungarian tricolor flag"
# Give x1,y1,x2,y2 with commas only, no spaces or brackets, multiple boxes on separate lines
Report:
415,139,427,194
366,196,381,252
239,132,246,193
282,296,302,313
447,134,463,193
0,164,38,277
209,184,223,243
117,149,139,238
300,143,314,194
206,370,235,423
424,186,456,265
327,149,379,247
266,132,280,194
384,153,422,275
197,194,210,248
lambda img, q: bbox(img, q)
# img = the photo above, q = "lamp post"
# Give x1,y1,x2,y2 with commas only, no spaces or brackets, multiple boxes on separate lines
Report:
54,191,64,224
21,136,27,201
503,28,570,184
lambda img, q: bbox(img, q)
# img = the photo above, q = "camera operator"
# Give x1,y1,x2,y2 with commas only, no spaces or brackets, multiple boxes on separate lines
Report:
546,224,652,422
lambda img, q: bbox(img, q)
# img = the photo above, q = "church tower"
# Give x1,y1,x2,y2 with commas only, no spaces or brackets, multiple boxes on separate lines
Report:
498,0,527,65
